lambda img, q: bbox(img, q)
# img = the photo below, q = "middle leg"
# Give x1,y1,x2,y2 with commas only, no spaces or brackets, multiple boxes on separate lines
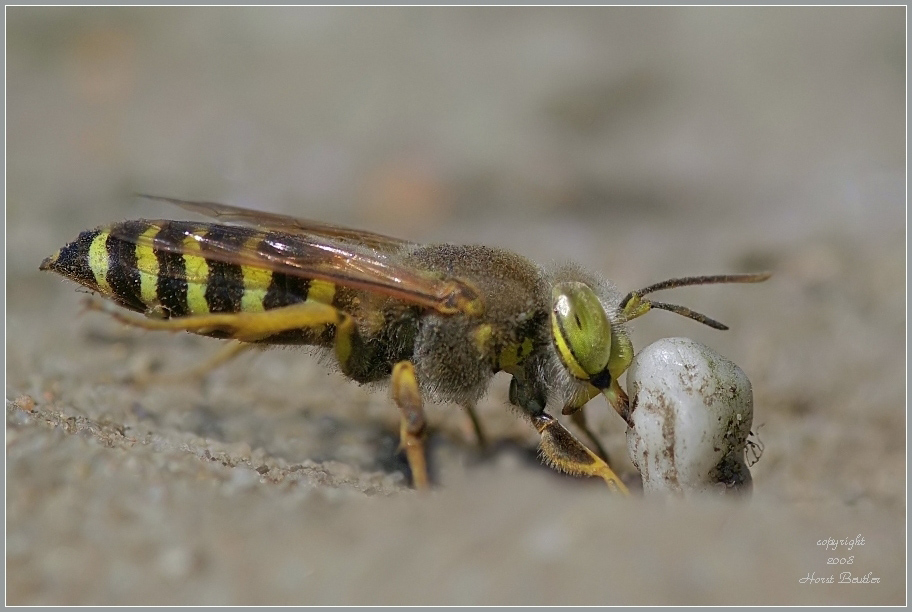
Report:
461,402,487,448
391,361,430,490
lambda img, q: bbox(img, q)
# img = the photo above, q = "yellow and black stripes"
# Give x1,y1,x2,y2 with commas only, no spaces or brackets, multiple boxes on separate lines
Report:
152,222,194,317
198,224,249,313
45,218,428,383
41,221,345,344
101,220,144,313
260,229,314,311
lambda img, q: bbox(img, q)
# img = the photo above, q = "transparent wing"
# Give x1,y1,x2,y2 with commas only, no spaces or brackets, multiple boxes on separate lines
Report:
135,195,410,252
110,218,483,315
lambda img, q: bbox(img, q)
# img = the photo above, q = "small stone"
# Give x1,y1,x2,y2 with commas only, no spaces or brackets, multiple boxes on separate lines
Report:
625,337,754,496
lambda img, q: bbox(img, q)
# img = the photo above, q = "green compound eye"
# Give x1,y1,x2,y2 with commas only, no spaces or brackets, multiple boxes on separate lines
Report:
550,282,613,384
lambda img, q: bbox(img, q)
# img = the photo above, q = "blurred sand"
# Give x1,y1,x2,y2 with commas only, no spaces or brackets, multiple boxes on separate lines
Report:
6,7,905,605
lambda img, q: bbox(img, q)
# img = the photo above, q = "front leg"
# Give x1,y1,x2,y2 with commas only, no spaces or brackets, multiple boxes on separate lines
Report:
509,375,628,495
532,413,629,495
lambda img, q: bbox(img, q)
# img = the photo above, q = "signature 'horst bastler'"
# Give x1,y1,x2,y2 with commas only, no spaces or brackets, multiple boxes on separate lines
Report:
799,572,881,585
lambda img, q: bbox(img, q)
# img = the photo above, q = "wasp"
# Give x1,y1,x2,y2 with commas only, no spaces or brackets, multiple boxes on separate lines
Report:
40,195,769,494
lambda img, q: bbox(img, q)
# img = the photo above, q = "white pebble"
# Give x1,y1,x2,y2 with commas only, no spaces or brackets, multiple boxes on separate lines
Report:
625,337,753,496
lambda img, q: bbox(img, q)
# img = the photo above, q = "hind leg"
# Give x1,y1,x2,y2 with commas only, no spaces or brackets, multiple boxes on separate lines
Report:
132,341,259,387
85,298,344,341
90,297,437,490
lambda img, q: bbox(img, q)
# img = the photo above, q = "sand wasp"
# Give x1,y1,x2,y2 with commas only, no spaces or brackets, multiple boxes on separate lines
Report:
40,195,769,494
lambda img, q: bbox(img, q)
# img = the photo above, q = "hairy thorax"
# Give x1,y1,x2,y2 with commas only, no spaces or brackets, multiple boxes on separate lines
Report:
405,244,551,405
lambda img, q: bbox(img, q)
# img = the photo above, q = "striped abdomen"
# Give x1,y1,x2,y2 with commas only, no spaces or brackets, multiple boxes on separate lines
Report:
40,220,341,343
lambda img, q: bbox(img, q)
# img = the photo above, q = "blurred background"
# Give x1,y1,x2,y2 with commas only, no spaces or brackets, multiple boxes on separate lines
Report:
7,7,905,605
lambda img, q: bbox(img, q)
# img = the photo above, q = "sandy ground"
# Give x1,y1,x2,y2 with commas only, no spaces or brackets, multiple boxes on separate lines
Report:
6,7,906,605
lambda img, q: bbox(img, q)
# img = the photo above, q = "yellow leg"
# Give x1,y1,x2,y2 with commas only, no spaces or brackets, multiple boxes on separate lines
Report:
391,361,429,490
531,413,629,495
85,298,344,342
